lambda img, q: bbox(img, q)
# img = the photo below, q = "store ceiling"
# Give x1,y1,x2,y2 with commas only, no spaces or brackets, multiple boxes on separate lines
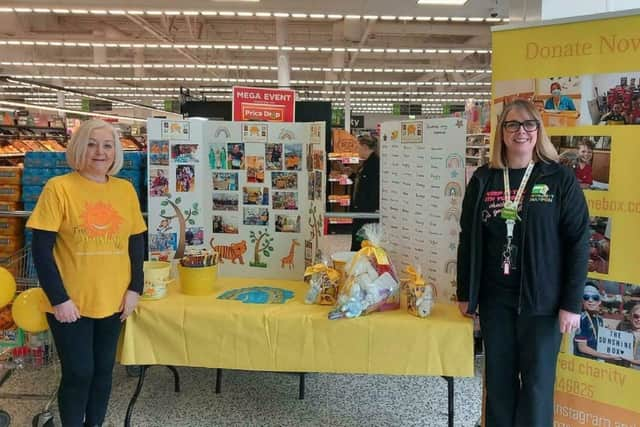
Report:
0,0,506,115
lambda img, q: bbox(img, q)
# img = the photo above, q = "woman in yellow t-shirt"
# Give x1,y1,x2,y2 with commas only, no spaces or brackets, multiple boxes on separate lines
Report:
27,119,147,427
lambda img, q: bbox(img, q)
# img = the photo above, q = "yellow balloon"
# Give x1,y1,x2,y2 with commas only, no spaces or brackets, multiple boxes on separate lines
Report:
0,267,16,309
12,288,51,333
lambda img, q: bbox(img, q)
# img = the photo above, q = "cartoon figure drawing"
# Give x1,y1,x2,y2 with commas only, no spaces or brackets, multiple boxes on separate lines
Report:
281,239,300,270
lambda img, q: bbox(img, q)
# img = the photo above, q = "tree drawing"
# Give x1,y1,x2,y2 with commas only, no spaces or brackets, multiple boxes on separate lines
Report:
308,204,323,261
159,194,200,259
249,228,274,268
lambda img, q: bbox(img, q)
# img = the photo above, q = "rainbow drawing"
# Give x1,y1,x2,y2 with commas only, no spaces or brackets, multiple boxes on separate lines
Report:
444,182,462,198
214,127,231,139
278,129,296,140
445,259,457,275
446,154,464,168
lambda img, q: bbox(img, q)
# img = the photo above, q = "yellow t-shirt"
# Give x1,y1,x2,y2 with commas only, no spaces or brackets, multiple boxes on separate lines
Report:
27,172,147,318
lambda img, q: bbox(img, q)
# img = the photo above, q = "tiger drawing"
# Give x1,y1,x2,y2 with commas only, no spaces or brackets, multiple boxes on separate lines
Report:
210,238,247,264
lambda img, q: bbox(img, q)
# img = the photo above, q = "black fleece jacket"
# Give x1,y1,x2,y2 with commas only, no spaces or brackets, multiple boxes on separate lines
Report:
456,161,590,315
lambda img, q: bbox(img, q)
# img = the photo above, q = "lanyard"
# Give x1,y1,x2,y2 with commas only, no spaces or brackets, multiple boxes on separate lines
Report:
501,161,534,275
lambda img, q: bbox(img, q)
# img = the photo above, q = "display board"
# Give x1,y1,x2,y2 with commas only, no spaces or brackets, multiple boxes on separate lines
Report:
147,119,325,280
379,118,466,303
493,12,640,425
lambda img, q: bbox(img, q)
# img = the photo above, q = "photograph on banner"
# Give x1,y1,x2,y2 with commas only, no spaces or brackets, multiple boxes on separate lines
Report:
551,135,611,191
171,144,199,163
272,191,298,210
242,123,268,143
400,121,423,143
314,171,323,200
212,214,239,234
246,155,265,183
566,280,640,372
588,216,611,275
149,140,170,166
149,233,177,252
212,192,239,211
284,144,303,171
584,72,640,125
185,227,204,246
227,143,245,170
243,186,269,206
310,123,322,144
493,76,582,127
149,168,170,197
176,165,195,192
275,214,301,233
265,143,283,170
243,207,269,226
312,149,324,170
208,143,228,170
161,120,190,140
271,171,297,190
150,251,172,262
212,172,238,191
155,218,175,234
307,174,315,200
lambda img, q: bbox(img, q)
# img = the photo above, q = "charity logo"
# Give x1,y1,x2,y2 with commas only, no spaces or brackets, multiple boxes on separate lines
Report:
80,201,124,238
531,184,549,196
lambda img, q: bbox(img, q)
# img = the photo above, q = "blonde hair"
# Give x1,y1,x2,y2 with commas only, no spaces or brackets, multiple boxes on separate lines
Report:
490,99,559,169
66,119,123,175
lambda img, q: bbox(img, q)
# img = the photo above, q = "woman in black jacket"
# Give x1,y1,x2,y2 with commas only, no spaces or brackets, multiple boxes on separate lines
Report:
457,100,589,427
350,134,380,251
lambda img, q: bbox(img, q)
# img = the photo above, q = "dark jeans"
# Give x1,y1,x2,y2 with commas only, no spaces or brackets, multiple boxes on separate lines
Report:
47,313,122,427
479,293,561,427
350,218,379,251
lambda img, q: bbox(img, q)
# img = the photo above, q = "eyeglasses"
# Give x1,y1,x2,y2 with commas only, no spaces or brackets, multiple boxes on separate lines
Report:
583,294,600,302
502,120,540,133
632,313,640,320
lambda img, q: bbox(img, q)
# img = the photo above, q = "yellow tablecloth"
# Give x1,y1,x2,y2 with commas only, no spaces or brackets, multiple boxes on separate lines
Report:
118,277,474,377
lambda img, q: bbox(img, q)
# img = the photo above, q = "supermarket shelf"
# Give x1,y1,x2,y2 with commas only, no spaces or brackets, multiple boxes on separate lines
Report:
325,212,380,219
0,125,66,131
328,177,353,185
466,133,490,136
465,145,489,149
466,155,483,159
0,153,25,158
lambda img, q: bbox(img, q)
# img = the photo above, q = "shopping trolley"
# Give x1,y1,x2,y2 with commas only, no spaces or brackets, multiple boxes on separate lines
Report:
0,245,57,427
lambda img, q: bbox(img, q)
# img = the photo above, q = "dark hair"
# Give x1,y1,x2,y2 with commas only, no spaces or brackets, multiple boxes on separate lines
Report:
578,138,594,150
357,134,377,151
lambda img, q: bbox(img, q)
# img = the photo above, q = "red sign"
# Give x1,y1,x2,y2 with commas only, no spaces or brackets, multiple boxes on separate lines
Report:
232,86,295,122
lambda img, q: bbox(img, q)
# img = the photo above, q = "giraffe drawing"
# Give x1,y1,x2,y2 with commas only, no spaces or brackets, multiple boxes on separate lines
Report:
281,239,300,270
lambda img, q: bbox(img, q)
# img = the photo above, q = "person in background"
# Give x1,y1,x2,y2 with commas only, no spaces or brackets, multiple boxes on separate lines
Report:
601,101,628,124
457,100,589,427
28,119,147,427
617,303,640,370
574,283,621,362
350,134,380,251
544,82,576,111
628,96,640,124
574,139,594,189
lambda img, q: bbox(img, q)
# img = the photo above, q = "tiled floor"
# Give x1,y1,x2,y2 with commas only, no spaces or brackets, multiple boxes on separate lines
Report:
0,235,483,426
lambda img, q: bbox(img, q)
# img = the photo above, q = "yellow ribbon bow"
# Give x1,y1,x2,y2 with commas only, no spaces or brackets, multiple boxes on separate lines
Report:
304,264,340,282
359,240,390,265
403,265,425,286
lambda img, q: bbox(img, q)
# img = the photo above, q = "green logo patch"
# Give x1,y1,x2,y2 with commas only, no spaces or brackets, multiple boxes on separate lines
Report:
531,184,549,196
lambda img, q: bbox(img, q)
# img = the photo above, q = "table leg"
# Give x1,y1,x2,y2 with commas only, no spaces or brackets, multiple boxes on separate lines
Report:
298,373,305,400
125,366,181,427
215,368,222,394
442,376,454,427
125,365,148,427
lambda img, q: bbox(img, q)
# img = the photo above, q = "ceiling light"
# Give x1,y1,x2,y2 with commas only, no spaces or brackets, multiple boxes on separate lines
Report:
0,100,148,122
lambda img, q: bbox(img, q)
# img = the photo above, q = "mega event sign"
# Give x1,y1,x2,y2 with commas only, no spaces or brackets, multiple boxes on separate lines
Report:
232,86,295,122
493,12,640,426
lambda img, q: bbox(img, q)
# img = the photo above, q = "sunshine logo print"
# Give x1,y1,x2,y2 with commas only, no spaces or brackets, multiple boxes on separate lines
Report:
74,201,125,250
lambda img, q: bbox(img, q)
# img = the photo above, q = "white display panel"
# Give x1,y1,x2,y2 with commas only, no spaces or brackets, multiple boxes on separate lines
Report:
380,118,466,302
147,118,325,280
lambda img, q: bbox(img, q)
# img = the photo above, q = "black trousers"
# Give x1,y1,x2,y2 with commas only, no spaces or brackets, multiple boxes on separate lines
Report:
47,313,122,427
350,218,379,251
479,293,561,427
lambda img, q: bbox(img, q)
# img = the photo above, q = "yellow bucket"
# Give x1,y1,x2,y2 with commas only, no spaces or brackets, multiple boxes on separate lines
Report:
178,264,218,296
143,261,171,282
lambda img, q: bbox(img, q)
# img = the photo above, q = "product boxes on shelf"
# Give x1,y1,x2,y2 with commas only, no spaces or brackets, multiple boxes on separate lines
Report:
122,151,146,170
21,186,43,203
0,218,24,236
0,185,21,202
24,152,67,169
22,168,72,186
0,167,23,185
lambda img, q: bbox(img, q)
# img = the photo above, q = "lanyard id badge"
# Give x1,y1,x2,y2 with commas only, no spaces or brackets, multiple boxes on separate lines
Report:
501,162,534,276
